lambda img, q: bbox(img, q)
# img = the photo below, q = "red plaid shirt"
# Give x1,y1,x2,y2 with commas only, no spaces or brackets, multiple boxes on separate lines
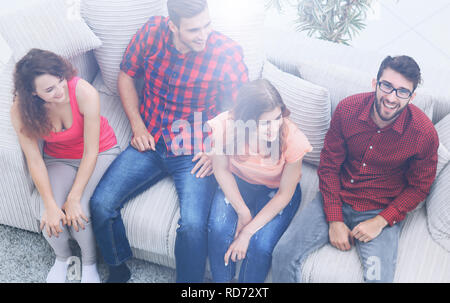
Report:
120,16,248,156
318,92,439,226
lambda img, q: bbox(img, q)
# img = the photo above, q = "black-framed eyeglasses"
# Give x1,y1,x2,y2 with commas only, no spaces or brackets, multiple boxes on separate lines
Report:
377,81,413,99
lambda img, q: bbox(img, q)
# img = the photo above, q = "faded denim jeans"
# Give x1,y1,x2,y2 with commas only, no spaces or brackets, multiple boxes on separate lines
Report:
208,175,301,283
272,191,404,283
90,139,216,282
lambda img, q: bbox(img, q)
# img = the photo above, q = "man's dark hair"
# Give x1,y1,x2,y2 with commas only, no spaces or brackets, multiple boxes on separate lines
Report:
377,55,422,91
167,0,208,27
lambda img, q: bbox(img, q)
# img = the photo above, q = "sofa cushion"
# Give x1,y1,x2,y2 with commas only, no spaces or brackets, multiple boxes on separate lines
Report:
81,0,167,95
0,58,40,232
67,51,99,84
427,113,450,252
208,0,265,81
262,60,331,167
0,33,12,72
0,0,101,61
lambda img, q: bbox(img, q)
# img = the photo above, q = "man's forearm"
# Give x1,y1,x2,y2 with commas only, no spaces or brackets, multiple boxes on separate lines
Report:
117,71,146,131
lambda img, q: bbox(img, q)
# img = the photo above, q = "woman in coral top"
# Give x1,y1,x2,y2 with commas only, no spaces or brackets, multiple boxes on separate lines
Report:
10,49,119,283
207,79,312,282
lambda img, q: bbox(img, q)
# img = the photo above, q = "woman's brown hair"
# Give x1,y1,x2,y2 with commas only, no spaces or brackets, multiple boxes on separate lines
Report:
13,48,77,139
228,79,290,161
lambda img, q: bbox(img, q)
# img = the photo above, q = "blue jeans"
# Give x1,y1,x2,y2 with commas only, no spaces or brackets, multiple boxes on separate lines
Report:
207,175,301,282
272,192,404,283
90,139,216,282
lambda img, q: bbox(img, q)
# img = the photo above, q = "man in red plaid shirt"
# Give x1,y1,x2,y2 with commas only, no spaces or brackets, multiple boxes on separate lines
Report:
272,55,439,283
90,0,248,283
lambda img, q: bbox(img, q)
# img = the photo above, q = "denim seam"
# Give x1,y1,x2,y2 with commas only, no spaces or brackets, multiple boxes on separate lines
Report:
226,216,238,282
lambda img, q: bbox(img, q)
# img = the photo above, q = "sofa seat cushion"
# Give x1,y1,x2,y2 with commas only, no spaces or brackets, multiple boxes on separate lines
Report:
122,177,180,268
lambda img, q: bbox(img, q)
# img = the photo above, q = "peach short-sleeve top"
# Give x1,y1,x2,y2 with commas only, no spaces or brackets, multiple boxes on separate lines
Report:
208,111,312,188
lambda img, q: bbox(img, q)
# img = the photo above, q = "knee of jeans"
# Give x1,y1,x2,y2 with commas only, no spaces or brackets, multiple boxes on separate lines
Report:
89,194,114,223
208,213,232,236
177,216,208,235
248,236,274,259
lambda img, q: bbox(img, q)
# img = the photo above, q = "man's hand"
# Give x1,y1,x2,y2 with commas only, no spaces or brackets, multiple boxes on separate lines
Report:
191,152,213,178
329,221,354,251
131,124,155,152
351,215,388,243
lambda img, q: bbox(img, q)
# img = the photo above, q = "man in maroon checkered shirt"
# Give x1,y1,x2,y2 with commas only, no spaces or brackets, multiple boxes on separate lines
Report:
272,56,439,283
90,0,248,283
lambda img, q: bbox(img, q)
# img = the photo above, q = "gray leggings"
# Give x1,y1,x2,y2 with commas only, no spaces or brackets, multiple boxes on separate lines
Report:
40,145,120,265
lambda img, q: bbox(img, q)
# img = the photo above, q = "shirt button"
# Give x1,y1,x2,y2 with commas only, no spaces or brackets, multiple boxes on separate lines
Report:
369,146,373,149
377,130,381,134
393,221,397,224
363,163,367,167
350,179,354,183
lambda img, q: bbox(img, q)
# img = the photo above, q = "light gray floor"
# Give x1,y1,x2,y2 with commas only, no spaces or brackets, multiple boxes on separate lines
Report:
0,223,176,283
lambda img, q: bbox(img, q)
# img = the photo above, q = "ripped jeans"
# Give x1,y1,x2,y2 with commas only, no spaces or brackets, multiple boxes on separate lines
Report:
207,174,301,282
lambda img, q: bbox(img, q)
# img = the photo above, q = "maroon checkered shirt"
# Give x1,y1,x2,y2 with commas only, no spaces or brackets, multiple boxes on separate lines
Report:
120,16,249,156
318,92,439,226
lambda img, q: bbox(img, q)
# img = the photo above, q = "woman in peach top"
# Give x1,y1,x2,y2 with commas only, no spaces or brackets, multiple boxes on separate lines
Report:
207,79,312,282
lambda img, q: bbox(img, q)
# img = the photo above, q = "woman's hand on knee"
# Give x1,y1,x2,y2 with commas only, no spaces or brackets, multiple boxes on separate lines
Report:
62,196,88,232
40,205,67,238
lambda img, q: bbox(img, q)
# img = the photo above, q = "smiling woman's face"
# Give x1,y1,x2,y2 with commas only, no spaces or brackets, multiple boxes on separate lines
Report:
257,106,283,143
33,74,68,104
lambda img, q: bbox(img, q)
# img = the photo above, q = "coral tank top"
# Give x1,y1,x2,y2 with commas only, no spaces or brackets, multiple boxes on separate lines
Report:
43,77,117,159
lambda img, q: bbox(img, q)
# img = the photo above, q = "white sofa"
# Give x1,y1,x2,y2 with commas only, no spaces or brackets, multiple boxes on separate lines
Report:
0,0,449,282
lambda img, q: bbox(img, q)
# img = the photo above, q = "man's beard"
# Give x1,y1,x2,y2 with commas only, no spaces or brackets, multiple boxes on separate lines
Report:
374,95,408,122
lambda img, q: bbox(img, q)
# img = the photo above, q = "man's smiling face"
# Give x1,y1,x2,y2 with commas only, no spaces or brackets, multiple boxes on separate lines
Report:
372,68,416,125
